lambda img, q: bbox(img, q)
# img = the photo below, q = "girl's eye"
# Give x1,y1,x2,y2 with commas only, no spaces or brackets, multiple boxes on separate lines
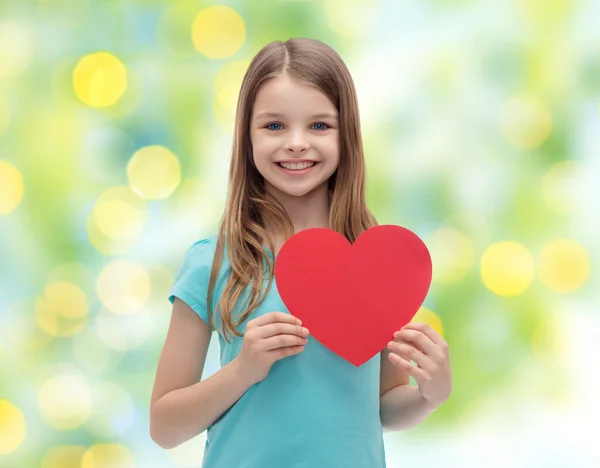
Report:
312,122,329,131
266,123,283,131
264,122,330,131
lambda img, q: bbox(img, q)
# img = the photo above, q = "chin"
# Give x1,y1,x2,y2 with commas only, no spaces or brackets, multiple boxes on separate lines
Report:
267,180,325,199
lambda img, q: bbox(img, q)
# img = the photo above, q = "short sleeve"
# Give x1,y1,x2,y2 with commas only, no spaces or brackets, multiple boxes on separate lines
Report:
168,238,215,330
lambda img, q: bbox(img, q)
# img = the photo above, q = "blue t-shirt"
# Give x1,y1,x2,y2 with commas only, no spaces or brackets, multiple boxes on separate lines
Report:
168,236,386,468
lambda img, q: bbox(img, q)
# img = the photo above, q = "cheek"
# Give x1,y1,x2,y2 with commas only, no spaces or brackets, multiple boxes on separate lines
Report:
320,137,340,163
251,136,277,162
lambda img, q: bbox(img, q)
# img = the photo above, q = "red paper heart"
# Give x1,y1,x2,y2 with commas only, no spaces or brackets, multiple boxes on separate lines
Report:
274,225,432,367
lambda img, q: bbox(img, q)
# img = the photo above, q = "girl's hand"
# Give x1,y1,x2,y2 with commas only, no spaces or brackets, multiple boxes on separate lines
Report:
387,322,451,408
235,312,310,386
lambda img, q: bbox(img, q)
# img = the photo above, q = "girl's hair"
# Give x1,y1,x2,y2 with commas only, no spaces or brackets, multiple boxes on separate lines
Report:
206,37,378,341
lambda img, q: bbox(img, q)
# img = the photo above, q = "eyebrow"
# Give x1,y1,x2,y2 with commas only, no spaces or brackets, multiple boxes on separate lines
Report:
254,112,339,120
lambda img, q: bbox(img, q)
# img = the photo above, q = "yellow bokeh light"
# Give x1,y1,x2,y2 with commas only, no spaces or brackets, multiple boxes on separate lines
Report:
81,444,135,468
0,92,9,136
73,52,128,108
542,161,581,214
538,239,590,293
481,241,535,296
0,400,26,454
90,186,147,242
213,59,250,132
191,6,246,59
0,160,24,215
0,22,34,78
426,227,475,283
35,282,89,337
500,95,552,149
42,445,86,468
47,262,96,297
324,0,381,38
37,374,92,430
411,306,444,338
96,260,151,314
127,145,182,200
86,214,137,256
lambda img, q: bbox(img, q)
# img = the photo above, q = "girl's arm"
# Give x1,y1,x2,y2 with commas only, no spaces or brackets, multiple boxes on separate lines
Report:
150,298,253,449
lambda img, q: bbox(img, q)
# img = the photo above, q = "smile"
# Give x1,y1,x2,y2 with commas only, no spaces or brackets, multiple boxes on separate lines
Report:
275,161,319,174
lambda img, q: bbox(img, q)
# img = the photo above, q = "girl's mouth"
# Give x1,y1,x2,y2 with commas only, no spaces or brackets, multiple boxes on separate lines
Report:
275,161,320,175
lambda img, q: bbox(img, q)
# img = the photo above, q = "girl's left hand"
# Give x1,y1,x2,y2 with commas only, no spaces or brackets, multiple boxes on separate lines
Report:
387,322,452,409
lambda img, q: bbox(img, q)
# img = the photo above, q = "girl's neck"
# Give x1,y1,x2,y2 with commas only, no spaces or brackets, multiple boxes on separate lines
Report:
263,183,331,254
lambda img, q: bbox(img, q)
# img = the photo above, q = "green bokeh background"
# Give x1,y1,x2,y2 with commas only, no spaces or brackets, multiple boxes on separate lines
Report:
1,0,599,466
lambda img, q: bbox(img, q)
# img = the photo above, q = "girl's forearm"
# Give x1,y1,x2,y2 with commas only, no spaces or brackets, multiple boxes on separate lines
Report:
379,384,438,432
150,358,252,449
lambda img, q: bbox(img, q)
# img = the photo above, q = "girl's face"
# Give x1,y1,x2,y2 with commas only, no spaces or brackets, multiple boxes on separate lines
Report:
250,75,340,199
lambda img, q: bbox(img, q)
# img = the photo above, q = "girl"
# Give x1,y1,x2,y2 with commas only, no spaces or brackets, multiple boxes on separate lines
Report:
150,38,451,467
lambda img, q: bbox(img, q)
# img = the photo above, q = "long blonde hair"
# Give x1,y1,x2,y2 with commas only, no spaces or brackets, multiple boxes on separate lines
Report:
207,38,378,341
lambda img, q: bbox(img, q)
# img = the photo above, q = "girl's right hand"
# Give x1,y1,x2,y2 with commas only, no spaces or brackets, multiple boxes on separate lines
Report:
234,311,310,386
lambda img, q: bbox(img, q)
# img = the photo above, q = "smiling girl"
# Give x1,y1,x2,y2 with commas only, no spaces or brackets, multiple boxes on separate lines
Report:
150,37,451,468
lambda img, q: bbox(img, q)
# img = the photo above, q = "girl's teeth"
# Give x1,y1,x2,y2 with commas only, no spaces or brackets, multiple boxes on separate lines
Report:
280,162,315,170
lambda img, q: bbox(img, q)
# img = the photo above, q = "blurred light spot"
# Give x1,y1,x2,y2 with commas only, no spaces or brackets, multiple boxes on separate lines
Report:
73,52,128,108
90,186,147,242
96,308,152,351
0,22,34,78
0,92,9,136
86,215,136,256
35,282,89,337
191,6,245,59
72,327,114,374
0,160,24,215
481,241,534,296
81,444,135,468
426,228,474,283
538,239,590,293
0,400,26,454
411,307,444,338
47,263,97,300
42,445,86,468
500,95,552,149
127,145,182,200
8,300,54,353
37,374,92,430
324,0,381,38
97,260,150,314
542,160,582,214
84,382,134,438
213,59,250,132
166,433,207,467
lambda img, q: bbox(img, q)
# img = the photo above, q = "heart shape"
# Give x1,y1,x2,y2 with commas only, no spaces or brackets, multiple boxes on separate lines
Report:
274,225,433,367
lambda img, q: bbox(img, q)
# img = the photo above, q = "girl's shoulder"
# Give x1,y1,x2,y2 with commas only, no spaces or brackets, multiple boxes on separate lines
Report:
175,235,220,278
186,235,218,259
